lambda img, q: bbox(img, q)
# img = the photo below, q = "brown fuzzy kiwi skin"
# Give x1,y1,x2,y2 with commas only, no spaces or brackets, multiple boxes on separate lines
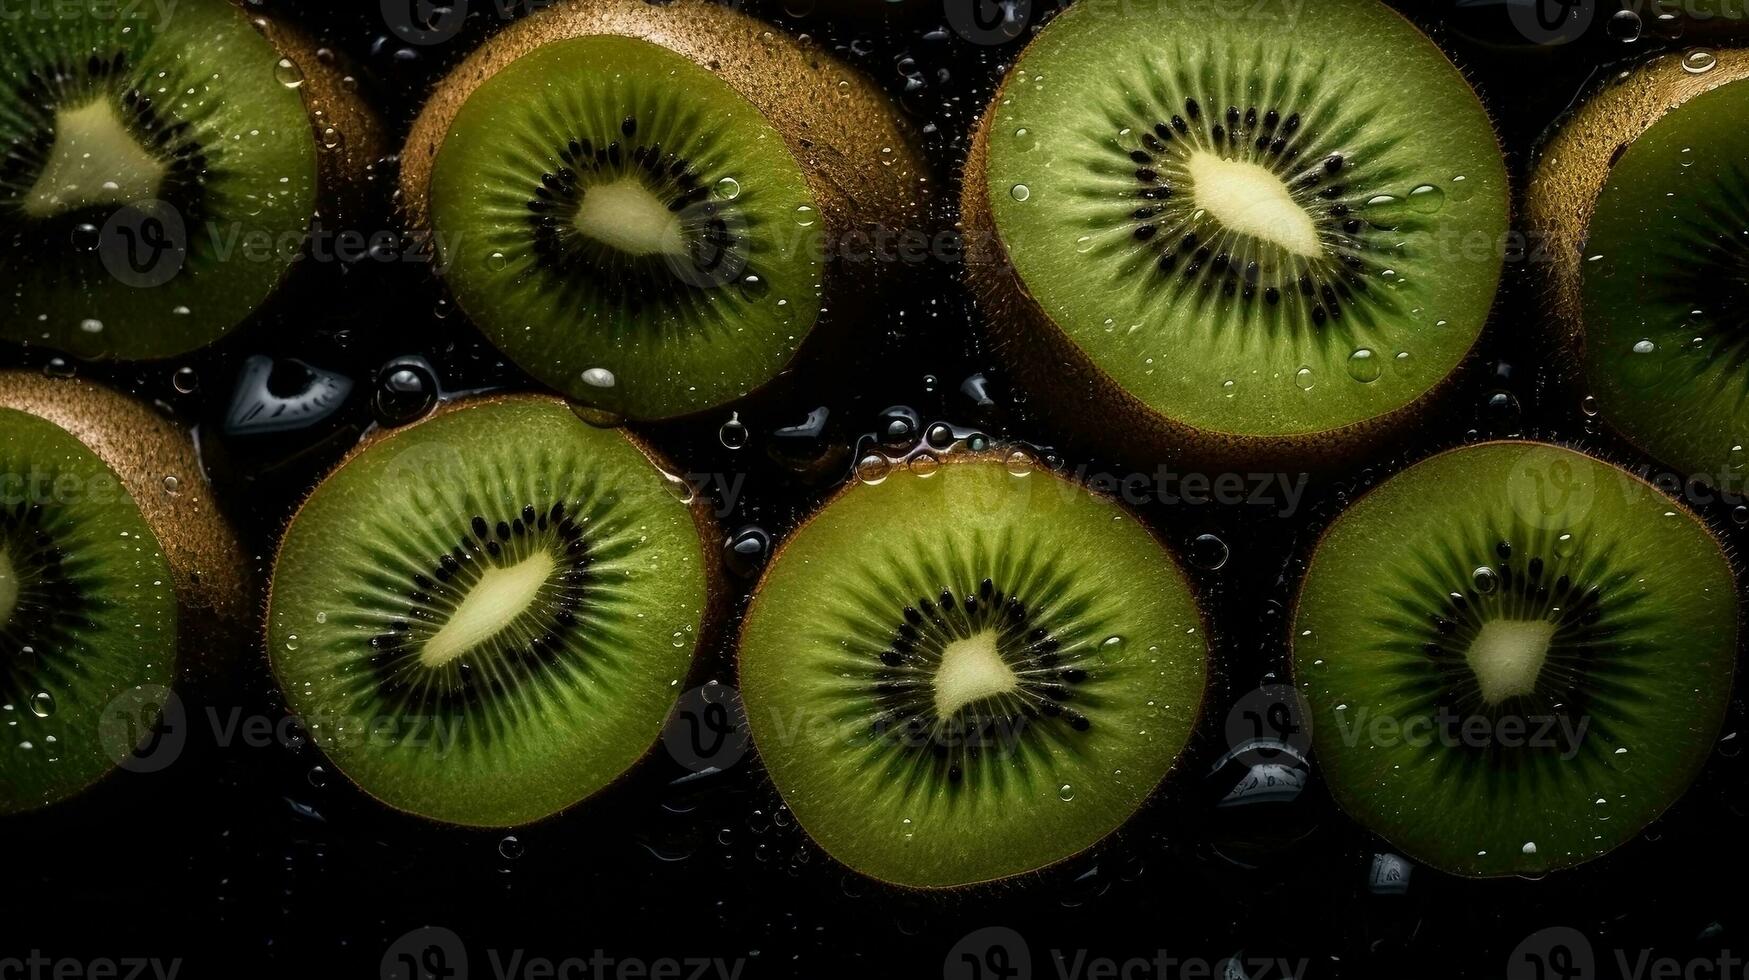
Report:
0,372,251,697
245,10,387,229
1525,49,1749,395
265,392,726,828
1284,437,1741,879
959,6,1507,476
397,0,931,421
733,449,1214,890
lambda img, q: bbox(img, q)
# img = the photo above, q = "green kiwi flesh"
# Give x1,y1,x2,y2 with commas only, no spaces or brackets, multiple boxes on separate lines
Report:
1292,442,1736,876
966,0,1508,459
0,0,320,360
424,34,821,421
0,407,177,814
267,397,715,827
738,459,1208,888
1576,75,1749,479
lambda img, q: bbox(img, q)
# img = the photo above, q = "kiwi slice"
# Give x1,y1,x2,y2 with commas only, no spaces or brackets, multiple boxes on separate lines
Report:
1292,441,1736,876
738,458,1208,888
0,372,247,813
0,0,380,361
267,395,720,827
1528,50,1749,480
401,0,928,422
962,0,1509,467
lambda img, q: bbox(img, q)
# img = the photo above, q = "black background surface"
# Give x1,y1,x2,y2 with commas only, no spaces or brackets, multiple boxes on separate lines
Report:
3,1,1746,978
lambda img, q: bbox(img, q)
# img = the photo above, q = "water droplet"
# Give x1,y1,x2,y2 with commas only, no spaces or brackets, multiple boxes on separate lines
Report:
1189,533,1229,571
1058,784,1075,802
29,692,54,719
171,366,199,394
484,250,509,272
1521,841,1538,855
43,358,75,380
1005,450,1035,476
582,367,617,390
274,57,305,88
1447,175,1474,203
1608,9,1643,41
794,205,816,227
1009,184,1031,202
1346,348,1382,383
718,413,749,450
1294,366,1316,391
857,454,891,485
909,453,940,477
1683,49,1718,73
878,406,920,447
723,527,772,578
660,471,697,505
499,835,526,861
1472,567,1498,594
1581,395,1600,417
1407,184,1445,214
1363,194,1405,229
79,318,103,334
161,475,181,495
715,177,740,200
1554,532,1577,559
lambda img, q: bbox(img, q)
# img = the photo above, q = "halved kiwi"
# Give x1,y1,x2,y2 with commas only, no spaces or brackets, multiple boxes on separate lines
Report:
738,458,1209,888
962,0,1509,468
267,395,720,827
0,0,381,361
1292,441,1736,876
0,371,247,813
401,0,929,422
1527,50,1749,480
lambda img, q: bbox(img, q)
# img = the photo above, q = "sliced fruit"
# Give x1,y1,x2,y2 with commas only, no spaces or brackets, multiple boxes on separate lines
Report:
267,396,718,827
1528,50,1749,480
739,458,1208,888
0,0,363,360
963,0,1508,466
402,0,928,421
1292,441,1737,876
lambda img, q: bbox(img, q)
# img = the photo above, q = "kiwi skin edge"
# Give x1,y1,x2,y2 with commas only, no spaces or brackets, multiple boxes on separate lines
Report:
1284,437,1742,878
247,10,387,229
266,392,727,829
1525,50,1749,414
398,0,931,418
959,4,1507,475
0,372,252,698
734,450,1214,891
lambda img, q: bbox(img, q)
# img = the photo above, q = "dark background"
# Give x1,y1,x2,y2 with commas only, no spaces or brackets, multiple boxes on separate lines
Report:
3,1,1746,977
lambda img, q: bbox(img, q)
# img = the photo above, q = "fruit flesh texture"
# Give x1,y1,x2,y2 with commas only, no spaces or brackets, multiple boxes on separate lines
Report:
1293,442,1736,876
0,408,176,814
982,0,1507,438
1582,78,1749,479
739,461,1207,888
268,399,711,827
428,35,822,421
0,0,318,360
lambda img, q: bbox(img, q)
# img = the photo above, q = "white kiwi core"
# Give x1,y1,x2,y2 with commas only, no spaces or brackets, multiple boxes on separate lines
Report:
25,99,168,219
933,631,1019,717
573,178,687,257
1464,619,1557,705
1187,151,1321,258
420,550,557,668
